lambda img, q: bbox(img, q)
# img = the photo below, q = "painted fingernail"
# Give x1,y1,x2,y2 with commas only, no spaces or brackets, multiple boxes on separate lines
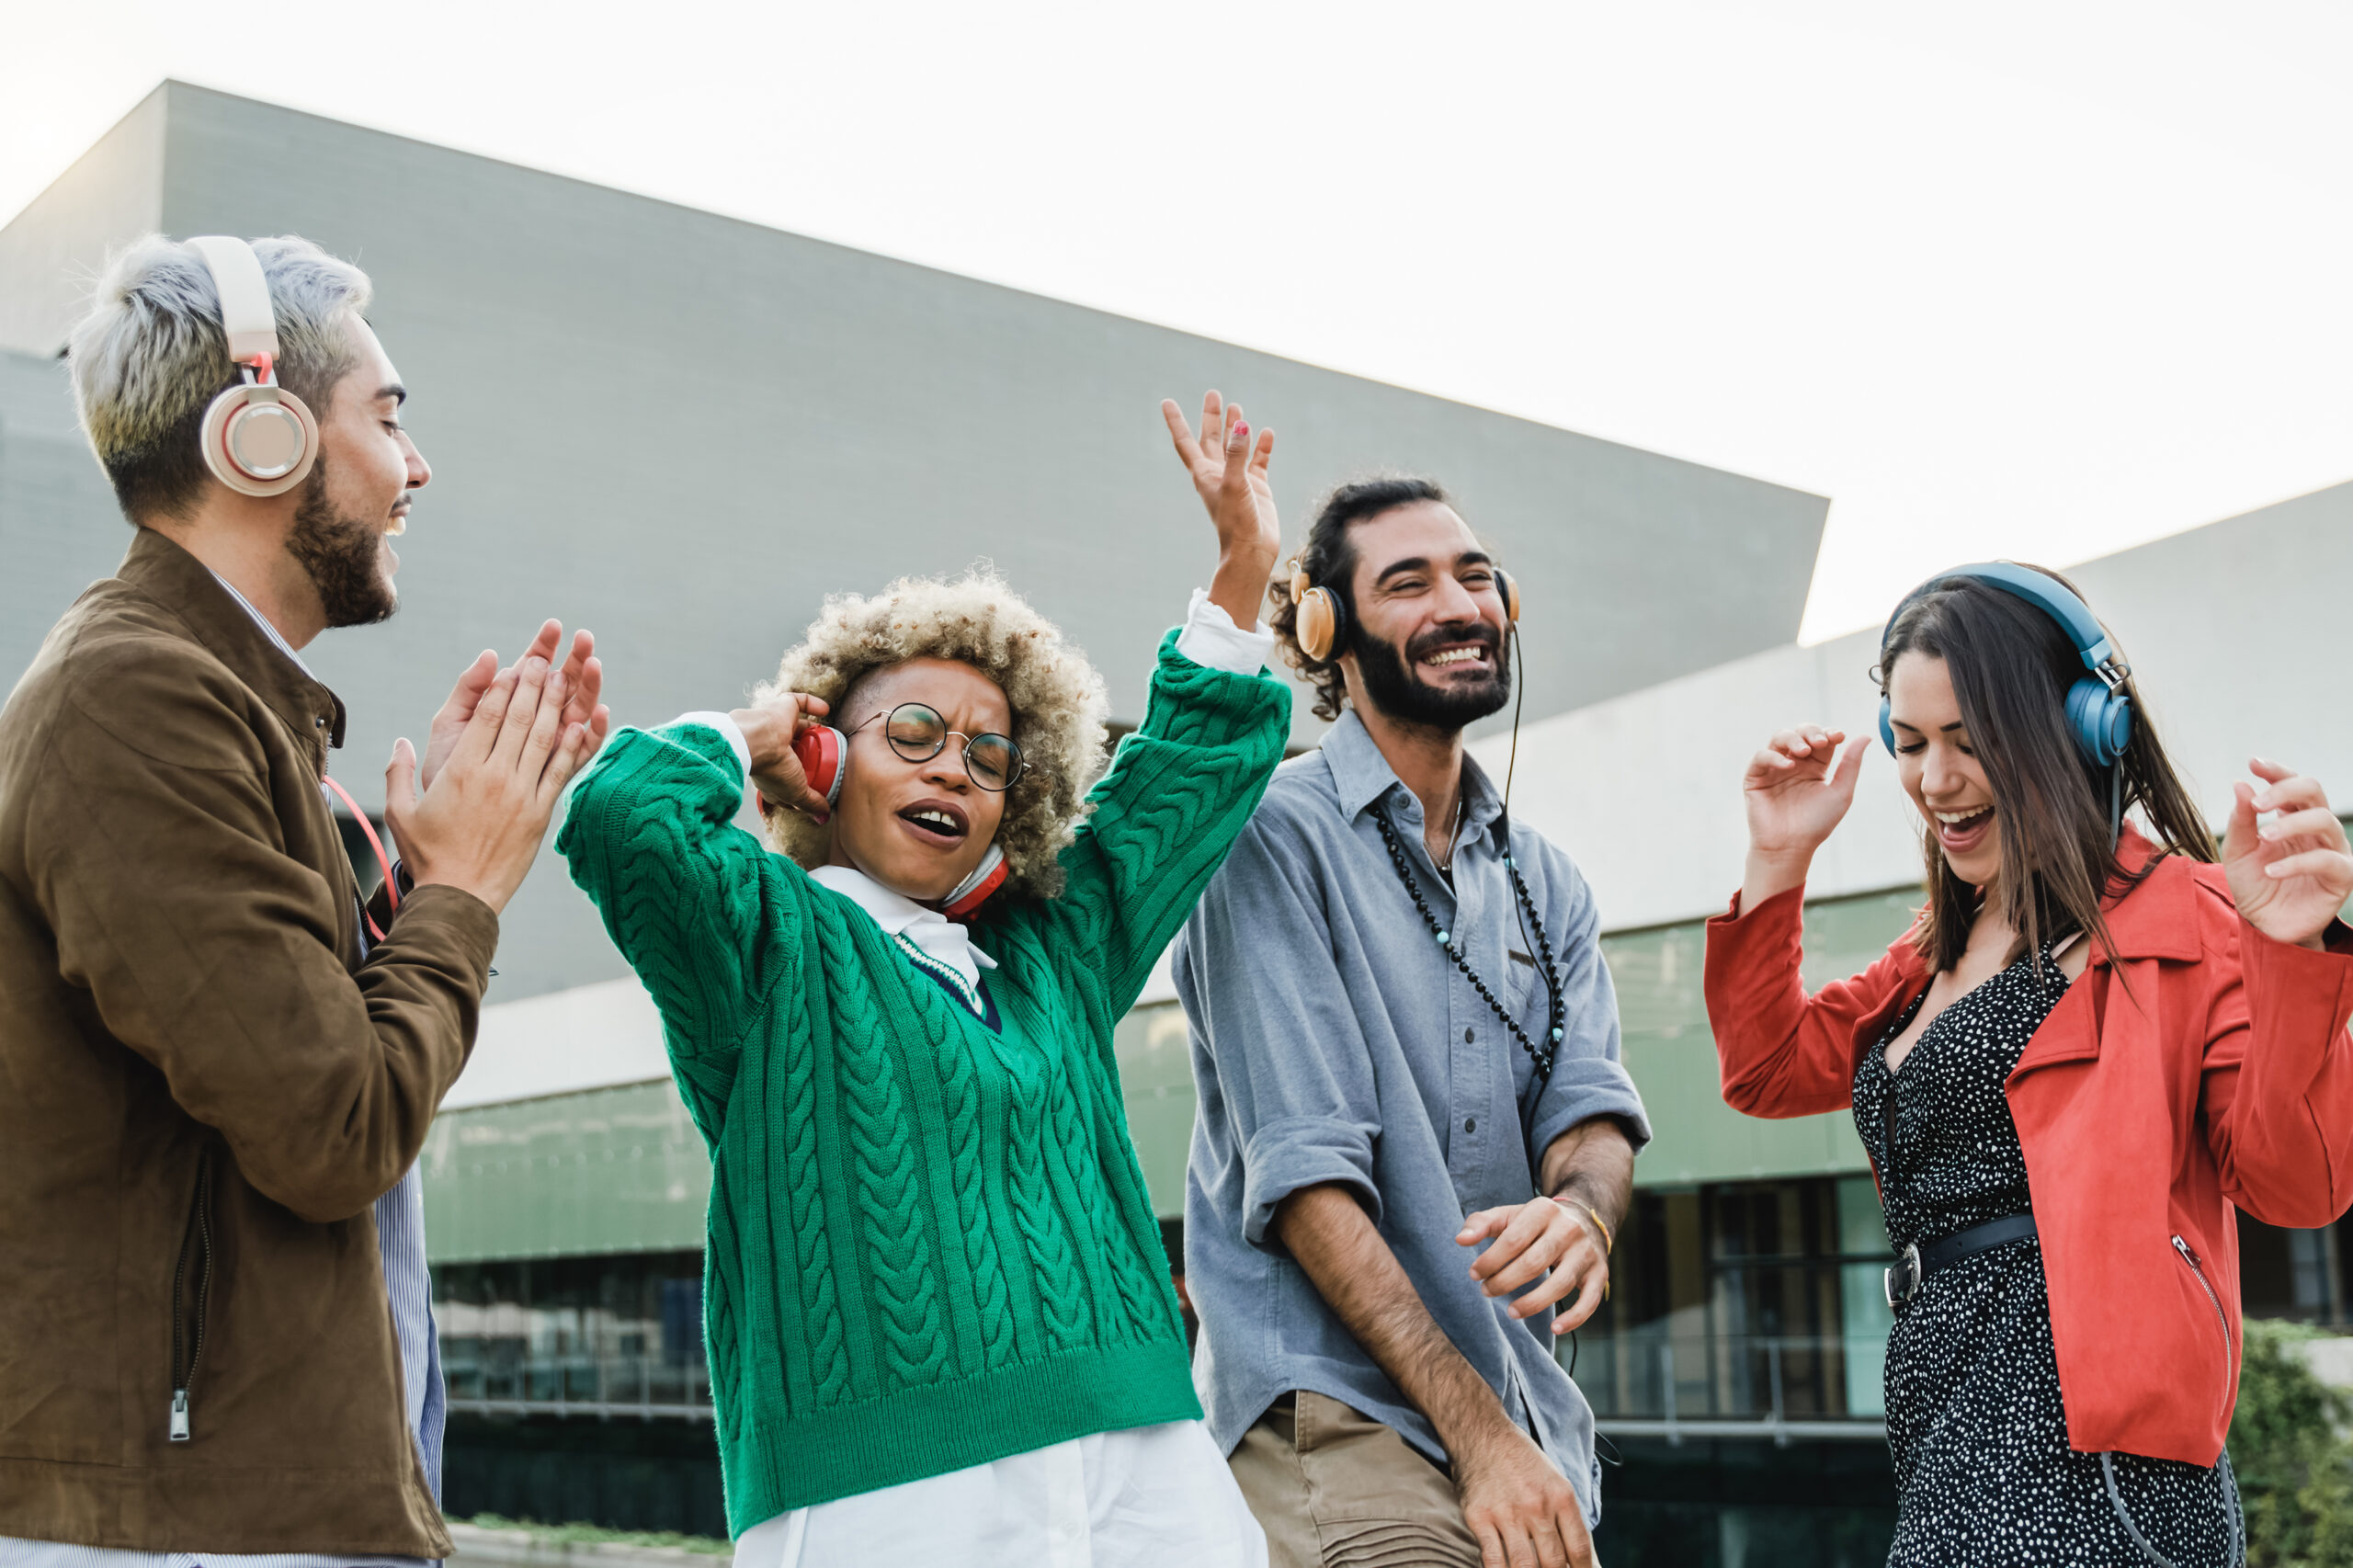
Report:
1231,420,1248,445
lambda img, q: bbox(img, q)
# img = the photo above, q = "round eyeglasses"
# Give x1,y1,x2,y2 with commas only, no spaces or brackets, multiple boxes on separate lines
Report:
849,702,1027,792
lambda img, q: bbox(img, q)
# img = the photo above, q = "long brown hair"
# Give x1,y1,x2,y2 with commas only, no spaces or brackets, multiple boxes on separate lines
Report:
1879,564,2212,972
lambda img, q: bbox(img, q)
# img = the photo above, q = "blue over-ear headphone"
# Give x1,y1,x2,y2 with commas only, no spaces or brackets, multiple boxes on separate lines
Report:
1876,562,2132,767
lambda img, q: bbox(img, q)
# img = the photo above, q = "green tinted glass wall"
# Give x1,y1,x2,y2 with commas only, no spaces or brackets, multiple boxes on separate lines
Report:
1607,889,1917,1184
422,1082,711,1264
419,886,1925,1259
422,1005,1208,1261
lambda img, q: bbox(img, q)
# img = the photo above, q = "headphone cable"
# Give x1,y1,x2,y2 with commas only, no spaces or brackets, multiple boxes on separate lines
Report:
1502,622,1526,817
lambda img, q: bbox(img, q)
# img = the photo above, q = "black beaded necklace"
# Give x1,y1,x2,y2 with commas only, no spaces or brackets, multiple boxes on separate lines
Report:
1373,806,1566,1082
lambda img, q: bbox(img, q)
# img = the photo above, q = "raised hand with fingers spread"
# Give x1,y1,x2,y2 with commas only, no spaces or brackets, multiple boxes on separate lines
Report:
1162,390,1281,631
2223,757,2353,949
1741,724,1866,908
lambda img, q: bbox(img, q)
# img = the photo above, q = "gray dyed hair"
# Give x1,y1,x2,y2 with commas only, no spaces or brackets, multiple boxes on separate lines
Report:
67,233,373,522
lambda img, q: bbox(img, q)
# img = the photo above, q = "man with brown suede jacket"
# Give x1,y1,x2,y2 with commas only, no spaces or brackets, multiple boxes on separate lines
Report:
0,234,608,1561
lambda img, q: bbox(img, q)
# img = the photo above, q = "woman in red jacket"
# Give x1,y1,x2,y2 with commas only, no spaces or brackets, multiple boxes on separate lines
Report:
1704,562,2353,1566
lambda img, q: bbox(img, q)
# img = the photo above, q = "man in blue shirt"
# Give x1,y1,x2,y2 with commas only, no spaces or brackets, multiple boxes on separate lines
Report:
1176,477,1648,1568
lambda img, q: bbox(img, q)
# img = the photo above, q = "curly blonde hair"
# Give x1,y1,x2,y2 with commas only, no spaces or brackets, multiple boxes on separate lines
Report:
753,567,1110,905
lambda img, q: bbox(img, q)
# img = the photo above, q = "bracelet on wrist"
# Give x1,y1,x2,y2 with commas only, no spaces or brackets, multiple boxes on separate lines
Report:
1552,1196,1613,1256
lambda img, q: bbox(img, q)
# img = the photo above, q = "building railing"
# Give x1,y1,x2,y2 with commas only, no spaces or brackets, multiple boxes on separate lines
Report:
1573,1327,1889,1445
443,1347,712,1421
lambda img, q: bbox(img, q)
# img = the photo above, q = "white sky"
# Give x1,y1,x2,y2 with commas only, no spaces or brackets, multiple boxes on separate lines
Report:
7,2,2351,642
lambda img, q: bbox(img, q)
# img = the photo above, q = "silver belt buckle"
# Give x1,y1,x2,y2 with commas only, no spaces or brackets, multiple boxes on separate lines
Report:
1884,1242,1922,1309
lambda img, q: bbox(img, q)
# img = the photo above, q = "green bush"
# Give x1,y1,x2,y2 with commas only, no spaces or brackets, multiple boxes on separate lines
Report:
2234,1320,2353,1568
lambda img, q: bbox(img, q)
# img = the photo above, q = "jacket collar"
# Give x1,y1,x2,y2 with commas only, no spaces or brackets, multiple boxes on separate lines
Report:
2086,824,2207,964
117,528,347,757
1320,709,1505,843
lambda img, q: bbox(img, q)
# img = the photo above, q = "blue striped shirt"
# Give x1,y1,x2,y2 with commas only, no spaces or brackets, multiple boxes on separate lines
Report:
0,573,442,1568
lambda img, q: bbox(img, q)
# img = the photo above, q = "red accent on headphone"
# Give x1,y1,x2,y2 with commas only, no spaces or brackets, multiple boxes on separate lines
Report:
323,774,397,942
941,846,1008,920
794,723,847,809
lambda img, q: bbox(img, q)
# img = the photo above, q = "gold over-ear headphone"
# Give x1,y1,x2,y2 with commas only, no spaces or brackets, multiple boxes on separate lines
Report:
1287,558,1522,664
189,236,320,498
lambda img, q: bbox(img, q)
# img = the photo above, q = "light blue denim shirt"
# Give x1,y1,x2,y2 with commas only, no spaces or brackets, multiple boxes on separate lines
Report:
1175,710,1648,1520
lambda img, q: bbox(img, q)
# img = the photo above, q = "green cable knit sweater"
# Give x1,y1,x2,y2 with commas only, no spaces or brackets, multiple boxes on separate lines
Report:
558,634,1289,1532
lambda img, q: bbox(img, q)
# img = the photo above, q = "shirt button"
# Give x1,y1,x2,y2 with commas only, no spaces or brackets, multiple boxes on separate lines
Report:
1464,1028,1474,1043
1464,1117,1477,1133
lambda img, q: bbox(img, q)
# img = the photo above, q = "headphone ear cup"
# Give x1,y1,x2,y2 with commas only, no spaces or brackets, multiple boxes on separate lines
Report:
792,723,848,810
941,843,1008,920
199,383,318,497
2064,678,2132,768
1296,586,1346,664
1497,569,1521,626
1878,693,1898,756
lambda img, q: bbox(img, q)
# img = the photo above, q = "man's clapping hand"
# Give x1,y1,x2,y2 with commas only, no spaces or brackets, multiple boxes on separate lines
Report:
419,620,608,793
385,631,602,915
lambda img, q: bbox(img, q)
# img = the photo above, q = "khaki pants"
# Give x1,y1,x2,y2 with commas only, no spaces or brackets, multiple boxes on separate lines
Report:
1227,1391,1484,1568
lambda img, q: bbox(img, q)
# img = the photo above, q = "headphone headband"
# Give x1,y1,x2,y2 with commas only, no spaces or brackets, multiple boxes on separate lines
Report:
188,236,281,369
185,235,319,497
1881,561,2120,685
1877,561,2132,768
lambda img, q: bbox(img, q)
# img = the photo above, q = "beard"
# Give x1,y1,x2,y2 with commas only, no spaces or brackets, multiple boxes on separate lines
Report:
1355,619,1511,732
286,458,397,630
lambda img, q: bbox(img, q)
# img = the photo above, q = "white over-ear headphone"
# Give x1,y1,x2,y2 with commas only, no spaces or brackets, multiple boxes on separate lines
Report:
189,235,320,498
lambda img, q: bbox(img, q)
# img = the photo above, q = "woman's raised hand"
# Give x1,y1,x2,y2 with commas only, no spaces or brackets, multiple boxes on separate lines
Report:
2223,758,2353,950
1741,726,1866,910
1162,391,1280,631
730,693,834,823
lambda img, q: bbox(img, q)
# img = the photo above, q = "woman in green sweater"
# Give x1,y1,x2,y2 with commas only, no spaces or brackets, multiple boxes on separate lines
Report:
560,394,1289,1567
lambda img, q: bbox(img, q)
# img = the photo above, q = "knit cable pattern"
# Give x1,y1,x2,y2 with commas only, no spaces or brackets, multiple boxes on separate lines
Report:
558,633,1290,1530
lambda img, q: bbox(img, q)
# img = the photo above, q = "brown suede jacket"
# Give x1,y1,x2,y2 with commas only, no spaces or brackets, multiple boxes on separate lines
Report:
0,528,496,1556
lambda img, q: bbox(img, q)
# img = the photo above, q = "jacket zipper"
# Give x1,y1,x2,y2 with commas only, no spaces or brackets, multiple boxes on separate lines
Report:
169,1156,215,1442
2173,1234,2234,1417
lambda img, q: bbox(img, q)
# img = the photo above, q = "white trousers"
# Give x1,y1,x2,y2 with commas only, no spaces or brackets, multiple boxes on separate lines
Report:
733,1419,1267,1568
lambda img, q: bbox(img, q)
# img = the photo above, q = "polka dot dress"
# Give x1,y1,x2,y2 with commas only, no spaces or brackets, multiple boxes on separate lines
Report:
1853,941,2240,1567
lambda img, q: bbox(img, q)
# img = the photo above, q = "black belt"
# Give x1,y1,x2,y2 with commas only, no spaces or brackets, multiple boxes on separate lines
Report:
1883,1214,2039,1308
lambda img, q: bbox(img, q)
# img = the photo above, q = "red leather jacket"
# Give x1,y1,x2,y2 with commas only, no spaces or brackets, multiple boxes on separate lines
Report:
1702,829,2353,1465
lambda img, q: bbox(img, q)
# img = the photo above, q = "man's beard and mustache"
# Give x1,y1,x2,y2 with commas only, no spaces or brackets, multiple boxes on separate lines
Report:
286,458,398,629
1354,620,1511,732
